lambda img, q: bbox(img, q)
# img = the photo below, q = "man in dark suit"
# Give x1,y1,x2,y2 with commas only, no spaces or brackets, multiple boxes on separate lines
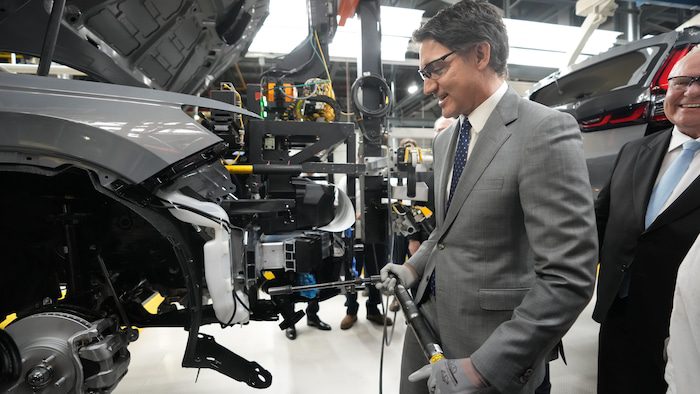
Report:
594,47,700,394
377,1,598,393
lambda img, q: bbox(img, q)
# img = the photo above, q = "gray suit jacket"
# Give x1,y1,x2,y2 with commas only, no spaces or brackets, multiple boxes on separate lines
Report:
406,87,598,393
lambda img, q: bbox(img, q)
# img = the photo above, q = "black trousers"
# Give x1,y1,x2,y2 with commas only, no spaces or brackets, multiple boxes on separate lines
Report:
306,299,319,318
598,297,668,394
345,242,385,315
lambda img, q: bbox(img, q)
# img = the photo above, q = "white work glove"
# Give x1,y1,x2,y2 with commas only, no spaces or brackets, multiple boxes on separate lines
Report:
375,263,418,295
409,358,484,394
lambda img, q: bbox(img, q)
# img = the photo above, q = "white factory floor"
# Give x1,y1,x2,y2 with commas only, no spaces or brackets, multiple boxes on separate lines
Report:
116,294,599,394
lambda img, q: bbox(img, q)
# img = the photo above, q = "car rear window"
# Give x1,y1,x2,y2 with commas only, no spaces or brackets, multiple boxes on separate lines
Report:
530,46,662,107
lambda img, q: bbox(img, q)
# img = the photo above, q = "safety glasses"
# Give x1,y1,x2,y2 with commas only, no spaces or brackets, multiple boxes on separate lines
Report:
418,51,456,80
668,75,700,91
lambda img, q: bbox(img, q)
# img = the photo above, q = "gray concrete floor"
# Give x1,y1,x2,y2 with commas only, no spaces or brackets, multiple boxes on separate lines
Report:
116,295,599,394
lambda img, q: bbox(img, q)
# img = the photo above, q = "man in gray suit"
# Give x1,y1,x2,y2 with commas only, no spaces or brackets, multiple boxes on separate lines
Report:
377,1,598,393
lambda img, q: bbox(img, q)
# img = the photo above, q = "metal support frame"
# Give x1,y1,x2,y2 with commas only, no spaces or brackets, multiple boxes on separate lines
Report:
246,119,358,209
357,0,389,245
563,0,618,68
247,120,355,164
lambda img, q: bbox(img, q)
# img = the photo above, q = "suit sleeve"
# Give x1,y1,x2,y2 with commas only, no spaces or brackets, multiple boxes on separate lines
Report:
595,178,611,252
406,225,439,277
470,111,599,392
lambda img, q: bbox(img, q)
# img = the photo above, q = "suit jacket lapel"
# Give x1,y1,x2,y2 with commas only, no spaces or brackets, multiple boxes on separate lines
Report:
632,129,671,227
435,121,459,227
440,87,517,235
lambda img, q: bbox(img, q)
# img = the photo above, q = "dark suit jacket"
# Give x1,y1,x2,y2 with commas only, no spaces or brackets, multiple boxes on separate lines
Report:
593,128,700,349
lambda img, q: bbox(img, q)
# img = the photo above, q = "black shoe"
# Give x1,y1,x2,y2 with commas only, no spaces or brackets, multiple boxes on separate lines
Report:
285,326,297,340
307,316,332,331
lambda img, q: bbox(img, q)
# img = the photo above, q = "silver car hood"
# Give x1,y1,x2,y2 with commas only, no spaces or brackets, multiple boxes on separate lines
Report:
0,73,259,184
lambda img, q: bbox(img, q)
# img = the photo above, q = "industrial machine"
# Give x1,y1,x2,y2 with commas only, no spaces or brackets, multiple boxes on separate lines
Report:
0,0,421,392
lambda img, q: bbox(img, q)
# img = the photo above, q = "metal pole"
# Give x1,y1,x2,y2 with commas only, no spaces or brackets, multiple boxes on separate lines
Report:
626,1,640,42
37,0,66,76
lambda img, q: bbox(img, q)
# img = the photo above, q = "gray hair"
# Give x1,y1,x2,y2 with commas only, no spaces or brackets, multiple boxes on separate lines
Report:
412,0,509,76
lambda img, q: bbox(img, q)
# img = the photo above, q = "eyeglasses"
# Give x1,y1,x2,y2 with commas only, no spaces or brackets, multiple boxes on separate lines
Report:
418,51,455,80
668,76,700,91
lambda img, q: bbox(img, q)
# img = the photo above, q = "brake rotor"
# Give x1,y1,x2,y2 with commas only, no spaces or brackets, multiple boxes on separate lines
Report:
4,312,92,394
0,329,21,385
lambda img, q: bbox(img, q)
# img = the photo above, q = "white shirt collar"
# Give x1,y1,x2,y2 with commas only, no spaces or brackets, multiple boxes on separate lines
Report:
460,81,508,133
669,126,700,152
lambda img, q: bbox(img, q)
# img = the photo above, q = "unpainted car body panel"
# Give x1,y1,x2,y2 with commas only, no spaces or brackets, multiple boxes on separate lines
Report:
0,73,258,184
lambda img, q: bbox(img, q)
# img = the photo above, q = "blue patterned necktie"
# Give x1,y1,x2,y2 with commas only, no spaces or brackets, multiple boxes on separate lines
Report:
645,140,700,229
429,119,472,297
447,119,472,210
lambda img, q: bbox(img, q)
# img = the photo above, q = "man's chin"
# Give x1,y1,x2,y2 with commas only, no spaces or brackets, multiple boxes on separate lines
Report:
441,108,458,118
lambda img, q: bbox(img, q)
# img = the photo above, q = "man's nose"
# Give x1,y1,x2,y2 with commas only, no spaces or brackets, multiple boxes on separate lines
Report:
685,79,700,95
423,79,437,95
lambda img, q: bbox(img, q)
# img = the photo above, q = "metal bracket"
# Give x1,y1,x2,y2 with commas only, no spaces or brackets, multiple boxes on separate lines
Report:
182,333,272,389
363,156,389,175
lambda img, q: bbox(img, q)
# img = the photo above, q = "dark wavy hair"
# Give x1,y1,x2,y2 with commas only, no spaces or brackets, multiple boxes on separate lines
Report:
412,0,509,76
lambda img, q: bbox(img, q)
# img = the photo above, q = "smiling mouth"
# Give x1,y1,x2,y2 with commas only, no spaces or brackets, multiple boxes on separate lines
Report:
680,104,700,108
438,94,448,105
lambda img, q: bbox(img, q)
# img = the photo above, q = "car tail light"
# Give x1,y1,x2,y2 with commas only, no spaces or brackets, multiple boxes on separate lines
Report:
649,44,696,122
579,102,648,131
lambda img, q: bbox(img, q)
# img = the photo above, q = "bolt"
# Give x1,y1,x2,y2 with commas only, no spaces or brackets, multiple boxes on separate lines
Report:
26,365,53,389
54,376,66,387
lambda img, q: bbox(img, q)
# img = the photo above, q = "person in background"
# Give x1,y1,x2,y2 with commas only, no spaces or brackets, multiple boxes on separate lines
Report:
593,46,700,394
284,273,331,340
377,1,598,393
665,234,700,394
339,242,394,330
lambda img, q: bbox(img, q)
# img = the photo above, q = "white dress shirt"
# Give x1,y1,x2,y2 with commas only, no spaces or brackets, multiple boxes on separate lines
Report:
446,81,508,197
649,127,700,222
665,235,700,394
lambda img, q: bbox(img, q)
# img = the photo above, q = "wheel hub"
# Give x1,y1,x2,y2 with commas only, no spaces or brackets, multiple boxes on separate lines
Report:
4,312,91,393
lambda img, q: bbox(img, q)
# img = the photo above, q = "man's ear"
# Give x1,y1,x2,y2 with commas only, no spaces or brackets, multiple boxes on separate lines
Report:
474,42,491,71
